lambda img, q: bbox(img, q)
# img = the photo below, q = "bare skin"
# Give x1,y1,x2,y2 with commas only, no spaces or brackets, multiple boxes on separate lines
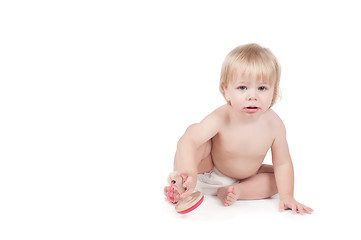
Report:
216,164,277,206
165,74,313,214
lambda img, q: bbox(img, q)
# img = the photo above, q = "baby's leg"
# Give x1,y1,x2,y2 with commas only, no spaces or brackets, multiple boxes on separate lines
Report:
217,164,277,206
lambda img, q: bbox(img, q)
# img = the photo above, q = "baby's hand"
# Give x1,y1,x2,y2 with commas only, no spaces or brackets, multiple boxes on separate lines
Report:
178,172,197,199
279,196,313,215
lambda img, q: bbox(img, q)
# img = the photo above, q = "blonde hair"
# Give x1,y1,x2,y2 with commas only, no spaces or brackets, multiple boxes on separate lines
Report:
219,43,281,107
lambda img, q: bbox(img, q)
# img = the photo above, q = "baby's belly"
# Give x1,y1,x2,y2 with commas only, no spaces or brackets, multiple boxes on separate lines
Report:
212,154,265,180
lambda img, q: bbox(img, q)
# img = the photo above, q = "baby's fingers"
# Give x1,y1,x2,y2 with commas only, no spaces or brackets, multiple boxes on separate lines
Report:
278,201,285,212
279,201,297,214
296,204,314,215
180,189,191,199
298,206,305,215
176,174,193,199
296,203,313,215
180,186,193,199
303,205,314,214
180,179,194,199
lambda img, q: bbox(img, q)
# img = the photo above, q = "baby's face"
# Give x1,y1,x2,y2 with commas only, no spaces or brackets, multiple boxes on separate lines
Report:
224,73,274,116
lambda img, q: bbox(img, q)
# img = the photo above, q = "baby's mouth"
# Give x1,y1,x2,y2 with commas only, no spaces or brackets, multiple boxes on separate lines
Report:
244,106,260,113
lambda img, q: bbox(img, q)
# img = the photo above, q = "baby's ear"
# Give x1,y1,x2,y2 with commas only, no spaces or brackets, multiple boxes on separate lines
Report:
222,83,230,98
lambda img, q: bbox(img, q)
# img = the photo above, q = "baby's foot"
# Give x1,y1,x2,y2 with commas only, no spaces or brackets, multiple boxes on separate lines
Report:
217,185,239,206
164,186,181,203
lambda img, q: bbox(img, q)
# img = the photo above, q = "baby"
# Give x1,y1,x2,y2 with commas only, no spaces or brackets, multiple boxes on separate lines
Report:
164,43,313,214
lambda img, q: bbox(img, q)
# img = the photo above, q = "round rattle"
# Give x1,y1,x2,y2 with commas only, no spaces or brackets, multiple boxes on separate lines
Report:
166,172,204,214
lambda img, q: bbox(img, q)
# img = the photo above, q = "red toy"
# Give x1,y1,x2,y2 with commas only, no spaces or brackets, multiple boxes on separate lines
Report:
166,172,204,214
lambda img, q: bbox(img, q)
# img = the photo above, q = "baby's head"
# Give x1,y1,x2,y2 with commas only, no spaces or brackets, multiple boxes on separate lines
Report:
219,43,281,107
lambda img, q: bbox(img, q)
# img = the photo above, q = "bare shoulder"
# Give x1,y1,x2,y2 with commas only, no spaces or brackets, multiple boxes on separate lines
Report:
184,105,229,146
265,109,286,138
200,104,229,125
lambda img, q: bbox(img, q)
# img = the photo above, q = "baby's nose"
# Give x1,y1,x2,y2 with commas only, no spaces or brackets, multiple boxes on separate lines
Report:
247,90,258,101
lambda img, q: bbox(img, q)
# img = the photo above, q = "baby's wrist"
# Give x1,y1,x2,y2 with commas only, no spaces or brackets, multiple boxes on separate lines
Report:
176,168,197,176
279,194,294,200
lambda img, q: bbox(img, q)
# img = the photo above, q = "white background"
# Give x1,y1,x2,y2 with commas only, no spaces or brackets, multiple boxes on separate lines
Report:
1,0,360,239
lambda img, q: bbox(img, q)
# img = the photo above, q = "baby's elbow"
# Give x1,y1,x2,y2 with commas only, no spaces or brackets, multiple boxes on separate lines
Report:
177,134,197,151
176,137,185,150
176,134,187,147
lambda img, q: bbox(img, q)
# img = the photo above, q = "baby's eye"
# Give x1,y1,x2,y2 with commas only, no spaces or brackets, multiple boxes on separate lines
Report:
238,86,247,90
258,86,267,91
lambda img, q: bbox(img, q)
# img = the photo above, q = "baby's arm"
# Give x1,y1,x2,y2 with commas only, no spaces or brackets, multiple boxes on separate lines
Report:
271,118,313,214
174,108,224,198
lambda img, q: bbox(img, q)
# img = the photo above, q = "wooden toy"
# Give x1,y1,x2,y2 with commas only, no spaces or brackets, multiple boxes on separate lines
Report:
166,172,204,214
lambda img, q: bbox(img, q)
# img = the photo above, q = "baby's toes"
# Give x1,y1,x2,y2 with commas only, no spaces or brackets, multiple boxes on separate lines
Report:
230,193,238,202
224,193,237,206
224,198,232,206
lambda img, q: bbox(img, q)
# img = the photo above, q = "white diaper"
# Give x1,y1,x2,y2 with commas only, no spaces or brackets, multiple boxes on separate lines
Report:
196,167,239,196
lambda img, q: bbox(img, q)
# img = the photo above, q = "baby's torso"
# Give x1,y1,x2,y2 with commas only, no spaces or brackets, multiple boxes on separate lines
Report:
212,111,276,180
